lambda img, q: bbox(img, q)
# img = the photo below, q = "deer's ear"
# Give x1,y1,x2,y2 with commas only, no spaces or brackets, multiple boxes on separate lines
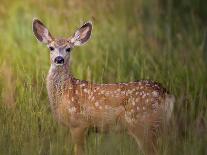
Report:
32,18,53,44
71,21,92,46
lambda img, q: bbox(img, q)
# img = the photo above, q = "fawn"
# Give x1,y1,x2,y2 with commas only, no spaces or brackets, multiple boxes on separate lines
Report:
32,18,175,155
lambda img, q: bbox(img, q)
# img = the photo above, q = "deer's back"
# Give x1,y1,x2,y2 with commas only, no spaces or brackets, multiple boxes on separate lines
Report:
55,79,171,131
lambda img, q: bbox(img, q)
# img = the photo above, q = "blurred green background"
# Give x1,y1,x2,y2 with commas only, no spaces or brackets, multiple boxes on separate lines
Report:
0,0,206,154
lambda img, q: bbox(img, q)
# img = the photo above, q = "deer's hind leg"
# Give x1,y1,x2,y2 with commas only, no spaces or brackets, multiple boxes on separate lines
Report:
70,126,87,155
128,122,159,155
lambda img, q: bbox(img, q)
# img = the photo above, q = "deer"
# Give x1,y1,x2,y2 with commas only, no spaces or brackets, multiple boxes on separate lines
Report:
32,18,175,155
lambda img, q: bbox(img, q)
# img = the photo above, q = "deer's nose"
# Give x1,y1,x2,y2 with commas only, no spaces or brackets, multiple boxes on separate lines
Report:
54,56,64,64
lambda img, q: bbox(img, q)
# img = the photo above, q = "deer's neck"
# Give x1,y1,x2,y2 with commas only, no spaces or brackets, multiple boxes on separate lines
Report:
48,63,71,81
46,63,73,111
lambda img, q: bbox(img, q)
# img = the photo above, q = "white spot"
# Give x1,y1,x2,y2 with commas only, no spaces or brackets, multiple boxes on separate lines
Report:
121,91,125,95
127,90,132,95
132,101,136,106
95,102,99,107
142,94,146,98
68,107,76,113
117,89,121,92
100,90,105,94
80,83,86,87
105,92,110,95
75,90,78,94
152,91,159,97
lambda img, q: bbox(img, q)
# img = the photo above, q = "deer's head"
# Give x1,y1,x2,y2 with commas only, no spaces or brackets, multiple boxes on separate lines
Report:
32,18,92,67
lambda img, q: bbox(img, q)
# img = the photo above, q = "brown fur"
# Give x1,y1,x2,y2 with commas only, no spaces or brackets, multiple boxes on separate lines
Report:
33,19,175,155
46,64,174,155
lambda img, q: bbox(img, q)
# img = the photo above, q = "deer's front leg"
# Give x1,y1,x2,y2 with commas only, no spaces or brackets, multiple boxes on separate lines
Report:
70,126,86,155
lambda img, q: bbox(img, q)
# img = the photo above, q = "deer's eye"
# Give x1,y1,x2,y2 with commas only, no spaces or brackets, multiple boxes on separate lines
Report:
66,48,71,53
49,46,55,51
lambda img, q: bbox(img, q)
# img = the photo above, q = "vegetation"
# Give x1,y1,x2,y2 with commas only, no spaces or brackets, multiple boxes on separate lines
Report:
0,0,206,154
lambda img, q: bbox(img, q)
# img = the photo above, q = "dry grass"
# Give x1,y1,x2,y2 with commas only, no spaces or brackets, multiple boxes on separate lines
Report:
0,0,206,155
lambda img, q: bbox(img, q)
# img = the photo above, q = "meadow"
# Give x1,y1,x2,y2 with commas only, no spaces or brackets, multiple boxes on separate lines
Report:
0,0,206,154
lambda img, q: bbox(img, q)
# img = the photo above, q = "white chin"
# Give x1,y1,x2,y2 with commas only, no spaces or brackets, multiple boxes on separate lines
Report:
55,63,64,66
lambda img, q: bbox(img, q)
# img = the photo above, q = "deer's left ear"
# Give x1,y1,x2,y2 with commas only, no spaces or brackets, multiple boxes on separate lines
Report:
70,21,92,46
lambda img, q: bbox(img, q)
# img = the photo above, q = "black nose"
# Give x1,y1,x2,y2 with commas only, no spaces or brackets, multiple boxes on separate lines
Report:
54,56,64,64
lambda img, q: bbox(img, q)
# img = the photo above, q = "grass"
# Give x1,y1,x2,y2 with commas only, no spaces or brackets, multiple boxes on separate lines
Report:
0,0,206,154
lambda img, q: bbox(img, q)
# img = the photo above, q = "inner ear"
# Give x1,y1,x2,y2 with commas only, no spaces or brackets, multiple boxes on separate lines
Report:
78,22,92,42
32,19,53,44
71,21,92,46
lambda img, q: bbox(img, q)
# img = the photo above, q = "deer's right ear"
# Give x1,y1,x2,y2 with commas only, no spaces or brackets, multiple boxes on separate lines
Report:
32,18,53,44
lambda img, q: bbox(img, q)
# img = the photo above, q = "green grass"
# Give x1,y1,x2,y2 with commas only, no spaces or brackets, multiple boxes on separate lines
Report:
0,0,206,154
